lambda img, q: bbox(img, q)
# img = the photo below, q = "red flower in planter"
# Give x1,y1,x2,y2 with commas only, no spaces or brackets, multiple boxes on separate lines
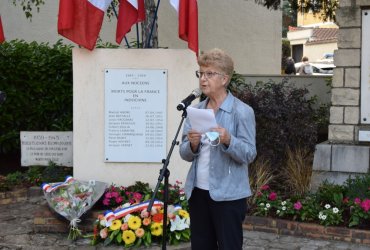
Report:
268,192,277,201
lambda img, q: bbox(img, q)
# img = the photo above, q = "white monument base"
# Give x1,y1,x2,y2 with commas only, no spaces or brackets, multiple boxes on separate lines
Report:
73,48,198,187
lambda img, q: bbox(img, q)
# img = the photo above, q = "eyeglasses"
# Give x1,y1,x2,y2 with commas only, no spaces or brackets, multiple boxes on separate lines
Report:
195,70,224,79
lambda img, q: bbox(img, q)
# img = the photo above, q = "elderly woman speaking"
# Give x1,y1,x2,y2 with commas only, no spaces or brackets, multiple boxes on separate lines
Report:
179,48,257,250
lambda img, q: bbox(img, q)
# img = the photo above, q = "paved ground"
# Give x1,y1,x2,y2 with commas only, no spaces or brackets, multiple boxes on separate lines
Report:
0,195,369,250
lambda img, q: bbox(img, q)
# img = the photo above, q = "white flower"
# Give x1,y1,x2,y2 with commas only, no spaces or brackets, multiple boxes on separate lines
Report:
260,203,265,207
281,201,287,206
322,215,327,220
122,202,131,208
185,217,190,226
333,207,339,214
318,214,322,220
180,196,185,201
99,219,107,227
266,203,271,208
276,210,281,214
282,206,286,211
325,204,331,209
124,214,132,223
264,207,268,211
170,215,189,232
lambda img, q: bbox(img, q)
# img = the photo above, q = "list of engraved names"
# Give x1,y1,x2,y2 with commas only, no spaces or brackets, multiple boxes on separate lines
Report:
105,69,167,162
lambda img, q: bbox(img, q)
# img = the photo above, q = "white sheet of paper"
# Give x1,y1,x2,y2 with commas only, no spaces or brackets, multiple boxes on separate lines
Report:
186,106,218,133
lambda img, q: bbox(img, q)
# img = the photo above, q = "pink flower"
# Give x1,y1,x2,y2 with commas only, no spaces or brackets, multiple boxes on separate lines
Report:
135,228,145,238
111,191,119,198
140,210,150,218
268,192,277,201
105,192,112,199
121,223,129,231
261,185,269,191
360,199,370,212
115,196,123,204
294,201,302,210
100,228,108,239
354,198,361,205
103,198,110,206
133,192,143,203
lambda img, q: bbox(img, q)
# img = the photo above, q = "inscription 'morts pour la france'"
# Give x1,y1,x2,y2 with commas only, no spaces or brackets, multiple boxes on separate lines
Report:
104,69,167,162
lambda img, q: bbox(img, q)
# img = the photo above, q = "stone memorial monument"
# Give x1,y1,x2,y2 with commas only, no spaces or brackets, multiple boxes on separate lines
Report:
313,1,370,186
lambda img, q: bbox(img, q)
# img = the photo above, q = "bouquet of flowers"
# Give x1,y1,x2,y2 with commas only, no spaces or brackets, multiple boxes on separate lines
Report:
91,181,190,247
91,201,190,247
42,176,107,240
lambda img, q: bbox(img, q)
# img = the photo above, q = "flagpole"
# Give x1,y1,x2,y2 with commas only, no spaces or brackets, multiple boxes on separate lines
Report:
146,0,160,48
136,23,140,48
111,2,130,48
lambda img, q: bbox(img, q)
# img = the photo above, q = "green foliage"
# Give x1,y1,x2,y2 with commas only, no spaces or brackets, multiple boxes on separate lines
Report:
343,174,370,200
235,79,318,169
315,180,345,208
0,161,72,190
11,0,45,20
281,39,291,69
39,161,73,184
0,40,73,154
5,171,25,186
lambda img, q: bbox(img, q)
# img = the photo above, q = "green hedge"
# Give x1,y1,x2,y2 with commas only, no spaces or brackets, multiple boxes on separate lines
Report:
0,40,73,154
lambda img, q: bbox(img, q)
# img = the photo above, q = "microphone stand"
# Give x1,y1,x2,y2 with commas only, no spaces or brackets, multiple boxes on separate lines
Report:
147,109,187,250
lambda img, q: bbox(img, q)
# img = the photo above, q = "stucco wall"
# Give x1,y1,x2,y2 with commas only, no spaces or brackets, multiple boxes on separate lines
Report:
0,0,282,74
305,42,338,62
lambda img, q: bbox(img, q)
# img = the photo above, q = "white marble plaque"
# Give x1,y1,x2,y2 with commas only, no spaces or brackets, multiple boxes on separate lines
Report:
361,10,370,124
104,69,167,162
20,131,73,166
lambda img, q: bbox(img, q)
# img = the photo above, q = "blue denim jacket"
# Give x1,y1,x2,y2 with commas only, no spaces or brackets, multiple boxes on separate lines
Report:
179,92,257,201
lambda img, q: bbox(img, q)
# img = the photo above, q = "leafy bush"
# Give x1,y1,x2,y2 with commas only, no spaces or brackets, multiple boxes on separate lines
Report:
0,162,72,190
0,40,73,154
235,79,318,169
343,174,370,200
315,180,345,208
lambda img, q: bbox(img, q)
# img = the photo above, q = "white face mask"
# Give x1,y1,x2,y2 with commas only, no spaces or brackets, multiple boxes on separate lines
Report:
205,131,220,146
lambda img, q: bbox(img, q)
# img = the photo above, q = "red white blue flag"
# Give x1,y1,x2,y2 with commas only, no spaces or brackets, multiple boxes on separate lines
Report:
116,0,146,44
58,0,112,50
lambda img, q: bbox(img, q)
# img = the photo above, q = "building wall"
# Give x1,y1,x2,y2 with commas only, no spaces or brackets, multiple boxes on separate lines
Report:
297,11,336,27
0,0,282,74
305,42,338,62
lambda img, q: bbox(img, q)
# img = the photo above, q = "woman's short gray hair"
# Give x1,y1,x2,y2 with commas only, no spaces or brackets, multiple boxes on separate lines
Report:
198,48,234,78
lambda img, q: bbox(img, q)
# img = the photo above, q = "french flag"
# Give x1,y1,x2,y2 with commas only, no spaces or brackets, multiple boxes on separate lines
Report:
116,0,146,45
57,0,113,50
0,16,5,43
170,0,199,56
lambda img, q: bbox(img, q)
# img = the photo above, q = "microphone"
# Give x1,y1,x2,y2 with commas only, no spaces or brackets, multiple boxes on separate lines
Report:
176,88,202,111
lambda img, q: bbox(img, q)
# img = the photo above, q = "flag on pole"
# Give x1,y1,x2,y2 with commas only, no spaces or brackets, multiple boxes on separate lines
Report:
0,16,5,43
116,0,146,45
170,0,199,56
57,0,112,50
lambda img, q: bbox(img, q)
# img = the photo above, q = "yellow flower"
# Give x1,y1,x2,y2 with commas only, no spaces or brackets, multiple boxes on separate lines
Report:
109,220,122,231
151,222,163,236
178,209,190,219
122,230,136,245
128,215,142,230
